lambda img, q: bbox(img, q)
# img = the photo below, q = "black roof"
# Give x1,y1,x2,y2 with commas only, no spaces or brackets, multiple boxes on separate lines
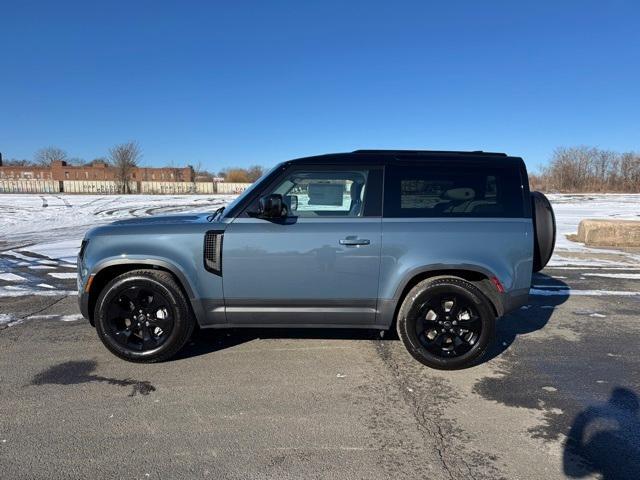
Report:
286,149,521,166
352,149,507,157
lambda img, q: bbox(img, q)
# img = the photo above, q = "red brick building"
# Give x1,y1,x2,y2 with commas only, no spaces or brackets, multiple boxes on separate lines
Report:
0,160,194,182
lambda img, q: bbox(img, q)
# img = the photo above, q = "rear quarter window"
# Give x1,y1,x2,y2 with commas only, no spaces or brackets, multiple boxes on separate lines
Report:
384,163,525,218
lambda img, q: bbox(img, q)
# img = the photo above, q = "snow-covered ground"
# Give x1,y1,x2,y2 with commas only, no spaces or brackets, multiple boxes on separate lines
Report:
0,194,232,251
0,194,236,300
546,194,640,267
0,193,638,301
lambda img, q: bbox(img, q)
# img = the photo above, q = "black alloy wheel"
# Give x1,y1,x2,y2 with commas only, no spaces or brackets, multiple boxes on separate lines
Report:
94,269,195,363
413,293,482,358
396,277,496,370
105,285,174,352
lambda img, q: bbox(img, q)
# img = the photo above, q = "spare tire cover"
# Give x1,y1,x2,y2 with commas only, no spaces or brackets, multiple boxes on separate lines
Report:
531,191,556,272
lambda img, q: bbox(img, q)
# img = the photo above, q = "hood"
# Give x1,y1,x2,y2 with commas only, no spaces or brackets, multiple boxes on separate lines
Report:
84,213,227,240
110,214,206,226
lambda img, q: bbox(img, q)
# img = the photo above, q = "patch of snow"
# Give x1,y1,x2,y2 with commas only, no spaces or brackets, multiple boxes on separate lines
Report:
0,273,27,282
590,313,607,318
59,314,84,322
548,256,640,268
26,314,60,320
531,288,640,297
0,286,77,297
582,273,640,280
29,265,55,270
0,313,14,324
21,240,81,265
48,272,77,279
1,250,37,261
545,266,640,271
531,285,570,289
37,283,56,289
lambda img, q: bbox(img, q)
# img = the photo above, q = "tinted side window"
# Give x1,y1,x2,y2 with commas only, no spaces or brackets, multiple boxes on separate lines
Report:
384,164,524,218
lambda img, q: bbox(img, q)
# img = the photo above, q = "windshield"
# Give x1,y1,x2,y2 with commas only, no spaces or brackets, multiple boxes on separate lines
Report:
220,163,282,218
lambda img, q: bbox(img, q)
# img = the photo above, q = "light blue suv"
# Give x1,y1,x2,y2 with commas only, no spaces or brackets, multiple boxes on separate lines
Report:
78,150,555,369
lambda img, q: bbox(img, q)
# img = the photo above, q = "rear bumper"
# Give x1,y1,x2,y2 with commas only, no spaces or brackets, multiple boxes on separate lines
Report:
502,288,530,315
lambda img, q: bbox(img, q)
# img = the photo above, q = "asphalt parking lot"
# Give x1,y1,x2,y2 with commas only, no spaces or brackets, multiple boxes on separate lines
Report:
1,265,639,479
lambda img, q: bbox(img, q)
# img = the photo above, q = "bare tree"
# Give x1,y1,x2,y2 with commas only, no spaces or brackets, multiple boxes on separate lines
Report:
246,165,264,182
538,146,640,193
191,161,208,182
67,157,86,166
166,160,182,182
218,165,264,183
34,147,68,166
109,142,142,193
4,158,34,166
87,157,109,166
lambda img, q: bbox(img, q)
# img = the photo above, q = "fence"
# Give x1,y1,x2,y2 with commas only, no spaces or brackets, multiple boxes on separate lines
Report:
0,179,60,193
140,181,215,194
62,180,139,194
0,179,251,194
216,182,252,194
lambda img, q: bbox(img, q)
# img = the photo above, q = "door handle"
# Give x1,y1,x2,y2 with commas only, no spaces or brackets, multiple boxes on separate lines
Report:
339,237,370,246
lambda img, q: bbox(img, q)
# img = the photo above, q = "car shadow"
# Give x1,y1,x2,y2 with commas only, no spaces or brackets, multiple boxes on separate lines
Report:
174,326,386,361
177,272,569,365
563,387,640,479
483,272,569,363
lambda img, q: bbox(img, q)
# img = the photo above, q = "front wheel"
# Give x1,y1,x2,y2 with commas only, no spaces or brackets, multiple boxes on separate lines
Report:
94,269,195,363
396,277,496,370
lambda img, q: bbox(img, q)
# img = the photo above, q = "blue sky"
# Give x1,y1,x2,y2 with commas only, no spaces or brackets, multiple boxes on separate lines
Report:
1,1,638,173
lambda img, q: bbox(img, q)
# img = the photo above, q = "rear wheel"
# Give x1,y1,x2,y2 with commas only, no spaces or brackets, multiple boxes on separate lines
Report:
94,269,194,363
396,277,496,370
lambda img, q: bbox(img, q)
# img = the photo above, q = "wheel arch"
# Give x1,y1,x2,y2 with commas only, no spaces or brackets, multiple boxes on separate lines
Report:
86,259,204,327
381,267,503,330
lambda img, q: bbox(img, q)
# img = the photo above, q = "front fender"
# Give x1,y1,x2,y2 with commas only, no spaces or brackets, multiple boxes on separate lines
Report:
84,256,208,327
80,225,225,327
90,256,197,299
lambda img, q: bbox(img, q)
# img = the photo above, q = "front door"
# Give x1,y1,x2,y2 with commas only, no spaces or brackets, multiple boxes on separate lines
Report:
222,165,383,327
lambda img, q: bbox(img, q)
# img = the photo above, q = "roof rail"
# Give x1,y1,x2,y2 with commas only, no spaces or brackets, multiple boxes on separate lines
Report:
352,149,507,157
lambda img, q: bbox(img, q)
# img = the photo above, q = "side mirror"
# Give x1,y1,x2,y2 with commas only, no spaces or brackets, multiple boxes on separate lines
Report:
284,194,298,212
258,194,286,218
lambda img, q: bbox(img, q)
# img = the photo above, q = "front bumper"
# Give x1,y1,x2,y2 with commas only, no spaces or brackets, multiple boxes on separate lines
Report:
78,290,91,324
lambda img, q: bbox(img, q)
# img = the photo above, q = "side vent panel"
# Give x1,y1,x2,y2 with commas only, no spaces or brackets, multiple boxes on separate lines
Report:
204,231,223,275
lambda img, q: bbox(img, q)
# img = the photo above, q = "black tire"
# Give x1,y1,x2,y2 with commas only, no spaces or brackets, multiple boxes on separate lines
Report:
531,191,556,272
396,277,496,370
94,269,195,363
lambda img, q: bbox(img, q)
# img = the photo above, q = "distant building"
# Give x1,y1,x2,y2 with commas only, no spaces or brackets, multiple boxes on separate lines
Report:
0,160,196,182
